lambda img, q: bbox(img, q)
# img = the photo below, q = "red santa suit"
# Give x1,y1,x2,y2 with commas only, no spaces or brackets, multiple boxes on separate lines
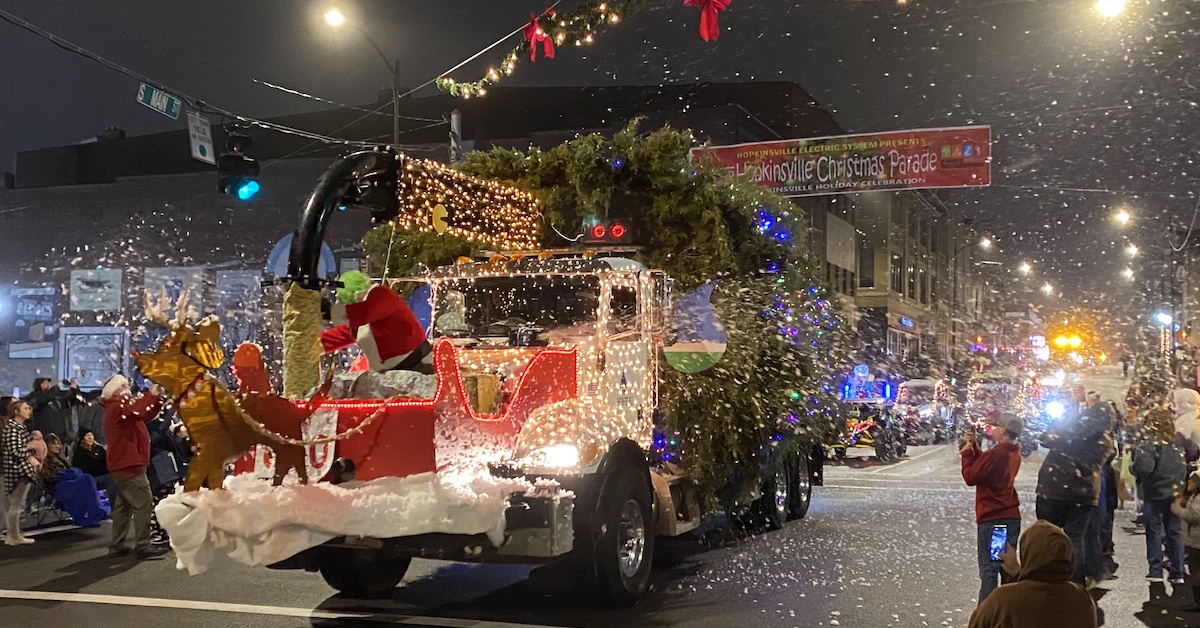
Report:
320,285,428,371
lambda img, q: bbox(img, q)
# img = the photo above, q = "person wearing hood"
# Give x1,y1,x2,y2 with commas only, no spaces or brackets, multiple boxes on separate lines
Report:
100,375,169,560
961,413,1023,603
968,520,1098,628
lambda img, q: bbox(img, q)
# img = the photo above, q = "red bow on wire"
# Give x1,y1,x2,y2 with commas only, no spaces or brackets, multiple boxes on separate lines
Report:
683,0,730,42
523,13,555,61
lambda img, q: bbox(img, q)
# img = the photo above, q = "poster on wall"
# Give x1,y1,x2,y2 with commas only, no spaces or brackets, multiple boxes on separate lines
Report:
696,125,991,197
59,326,130,391
144,267,207,319
7,287,58,343
215,270,261,351
69,269,123,311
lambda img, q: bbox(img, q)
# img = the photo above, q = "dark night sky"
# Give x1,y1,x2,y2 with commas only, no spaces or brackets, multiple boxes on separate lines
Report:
1,0,1196,301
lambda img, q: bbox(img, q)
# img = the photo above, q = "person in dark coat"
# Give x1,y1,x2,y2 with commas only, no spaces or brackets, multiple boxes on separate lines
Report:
37,434,70,488
72,429,113,497
24,378,82,444
1035,386,1114,586
1132,408,1188,583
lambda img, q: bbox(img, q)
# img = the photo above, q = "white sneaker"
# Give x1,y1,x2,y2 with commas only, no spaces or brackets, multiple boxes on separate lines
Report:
1171,578,1186,585
1147,575,1165,583
16,537,33,545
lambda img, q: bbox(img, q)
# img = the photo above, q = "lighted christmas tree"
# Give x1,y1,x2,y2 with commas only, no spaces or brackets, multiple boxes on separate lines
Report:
363,122,850,507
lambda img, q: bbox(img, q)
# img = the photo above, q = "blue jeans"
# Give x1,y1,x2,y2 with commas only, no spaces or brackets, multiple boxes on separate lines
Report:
1036,497,1092,585
1144,499,1185,580
977,519,1021,603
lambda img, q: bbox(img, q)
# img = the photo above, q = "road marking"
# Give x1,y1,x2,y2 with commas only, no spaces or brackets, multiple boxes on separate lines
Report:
866,444,947,474
822,484,973,493
0,589,566,628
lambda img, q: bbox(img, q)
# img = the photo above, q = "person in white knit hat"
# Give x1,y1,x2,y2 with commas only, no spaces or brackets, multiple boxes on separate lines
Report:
100,375,168,559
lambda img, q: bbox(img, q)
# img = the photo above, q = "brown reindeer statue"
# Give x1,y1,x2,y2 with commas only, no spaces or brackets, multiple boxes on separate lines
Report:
135,290,321,491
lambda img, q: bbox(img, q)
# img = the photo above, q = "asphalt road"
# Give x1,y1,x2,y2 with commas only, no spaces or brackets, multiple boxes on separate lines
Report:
0,366,1192,627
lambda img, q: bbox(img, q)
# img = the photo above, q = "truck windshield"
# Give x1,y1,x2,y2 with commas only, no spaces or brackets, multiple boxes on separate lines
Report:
434,275,600,334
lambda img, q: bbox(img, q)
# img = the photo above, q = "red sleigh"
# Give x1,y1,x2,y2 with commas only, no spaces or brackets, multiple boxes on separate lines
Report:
235,339,578,481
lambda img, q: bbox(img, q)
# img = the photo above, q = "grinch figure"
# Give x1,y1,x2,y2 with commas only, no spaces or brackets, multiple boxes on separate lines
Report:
320,271,433,374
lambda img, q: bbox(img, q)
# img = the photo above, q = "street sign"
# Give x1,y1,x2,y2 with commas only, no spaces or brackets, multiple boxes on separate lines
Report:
187,111,215,165
136,82,181,119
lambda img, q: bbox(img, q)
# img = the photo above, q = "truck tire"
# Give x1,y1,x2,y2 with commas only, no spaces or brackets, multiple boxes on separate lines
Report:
789,453,812,520
575,443,655,607
319,550,411,597
754,462,790,531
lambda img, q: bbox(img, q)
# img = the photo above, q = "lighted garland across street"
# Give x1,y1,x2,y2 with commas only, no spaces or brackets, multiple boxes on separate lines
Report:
395,155,540,251
436,0,645,98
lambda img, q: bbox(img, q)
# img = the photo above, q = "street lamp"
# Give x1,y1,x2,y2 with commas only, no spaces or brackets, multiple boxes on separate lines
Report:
1096,0,1126,17
1126,243,1138,257
325,6,401,145
1041,282,1054,295
1115,208,1131,226
1155,311,1174,326
1122,267,1134,280
1018,261,1032,275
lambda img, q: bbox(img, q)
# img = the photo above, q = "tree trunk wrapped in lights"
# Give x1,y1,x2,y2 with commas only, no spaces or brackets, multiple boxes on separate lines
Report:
282,283,323,399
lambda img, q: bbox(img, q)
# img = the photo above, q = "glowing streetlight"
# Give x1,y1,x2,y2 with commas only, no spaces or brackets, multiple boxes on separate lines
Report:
980,237,993,250
1018,261,1032,275
323,7,346,27
1114,208,1131,226
1042,282,1054,295
1122,267,1134,280
1126,243,1138,257
1155,311,1174,326
1096,0,1126,17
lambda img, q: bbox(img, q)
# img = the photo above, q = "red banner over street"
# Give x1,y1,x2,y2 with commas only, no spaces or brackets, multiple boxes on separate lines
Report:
695,126,991,197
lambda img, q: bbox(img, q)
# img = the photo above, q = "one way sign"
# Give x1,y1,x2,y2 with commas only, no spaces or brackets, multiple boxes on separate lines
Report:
187,111,215,165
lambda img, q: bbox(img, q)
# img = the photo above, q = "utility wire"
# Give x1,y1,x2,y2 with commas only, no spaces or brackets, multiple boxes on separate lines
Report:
0,7,373,147
40,0,444,124
395,0,562,100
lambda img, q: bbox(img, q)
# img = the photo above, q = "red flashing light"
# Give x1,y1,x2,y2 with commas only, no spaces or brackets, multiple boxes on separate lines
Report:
610,222,626,239
591,224,607,239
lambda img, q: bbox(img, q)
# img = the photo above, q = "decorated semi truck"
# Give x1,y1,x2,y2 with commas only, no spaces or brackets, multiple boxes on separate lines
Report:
154,145,830,607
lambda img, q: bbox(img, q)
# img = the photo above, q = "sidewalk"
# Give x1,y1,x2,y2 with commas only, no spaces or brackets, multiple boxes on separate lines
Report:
1095,508,1199,627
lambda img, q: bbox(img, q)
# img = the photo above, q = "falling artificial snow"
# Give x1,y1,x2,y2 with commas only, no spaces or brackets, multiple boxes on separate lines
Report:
155,468,530,575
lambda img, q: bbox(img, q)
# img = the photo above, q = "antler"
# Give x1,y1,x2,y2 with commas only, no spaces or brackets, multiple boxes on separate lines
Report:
171,290,191,327
144,289,171,327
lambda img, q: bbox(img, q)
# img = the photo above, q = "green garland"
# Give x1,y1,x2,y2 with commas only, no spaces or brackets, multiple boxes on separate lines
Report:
363,122,849,507
436,0,645,98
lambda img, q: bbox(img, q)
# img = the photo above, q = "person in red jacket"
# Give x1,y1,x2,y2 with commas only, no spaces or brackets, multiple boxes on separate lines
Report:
101,375,169,559
962,413,1024,604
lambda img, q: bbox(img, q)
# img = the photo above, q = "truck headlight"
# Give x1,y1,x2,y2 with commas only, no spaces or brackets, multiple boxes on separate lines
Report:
1045,401,1065,420
527,444,580,468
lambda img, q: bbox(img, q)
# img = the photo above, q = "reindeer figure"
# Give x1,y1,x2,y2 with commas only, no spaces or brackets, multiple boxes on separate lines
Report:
136,290,315,491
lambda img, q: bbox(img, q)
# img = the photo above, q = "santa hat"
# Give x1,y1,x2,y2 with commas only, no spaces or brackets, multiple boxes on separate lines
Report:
101,375,130,400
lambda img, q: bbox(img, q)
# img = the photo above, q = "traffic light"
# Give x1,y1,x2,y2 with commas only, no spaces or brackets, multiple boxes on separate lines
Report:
582,215,633,245
217,133,260,200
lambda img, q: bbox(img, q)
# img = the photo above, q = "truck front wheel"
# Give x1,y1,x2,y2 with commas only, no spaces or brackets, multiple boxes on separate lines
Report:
319,550,411,597
578,461,655,607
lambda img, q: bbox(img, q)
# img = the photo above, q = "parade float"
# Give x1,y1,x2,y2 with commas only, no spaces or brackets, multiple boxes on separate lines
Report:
150,124,846,605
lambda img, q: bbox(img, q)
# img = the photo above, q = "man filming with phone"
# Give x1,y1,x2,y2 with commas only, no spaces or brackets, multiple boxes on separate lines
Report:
962,412,1024,603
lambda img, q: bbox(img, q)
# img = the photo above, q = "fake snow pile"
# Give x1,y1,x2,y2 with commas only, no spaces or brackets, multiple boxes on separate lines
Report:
156,468,530,575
